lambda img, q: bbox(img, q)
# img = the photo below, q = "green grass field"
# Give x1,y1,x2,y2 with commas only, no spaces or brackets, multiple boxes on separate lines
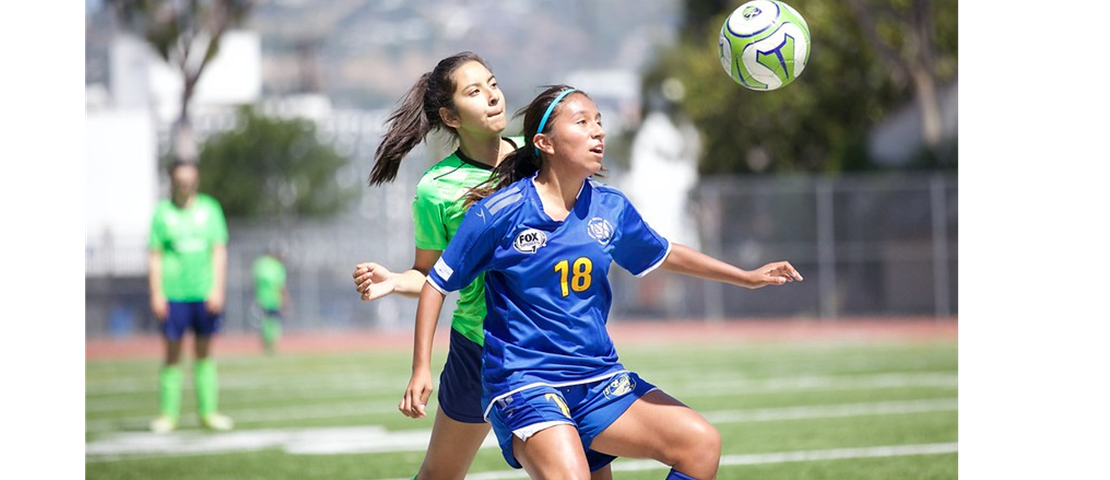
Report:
86,335,957,480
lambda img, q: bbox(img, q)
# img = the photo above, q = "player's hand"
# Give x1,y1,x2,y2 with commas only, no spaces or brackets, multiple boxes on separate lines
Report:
751,261,804,288
353,262,395,301
399,368,433,419
151,294,169,322
206,289,226,314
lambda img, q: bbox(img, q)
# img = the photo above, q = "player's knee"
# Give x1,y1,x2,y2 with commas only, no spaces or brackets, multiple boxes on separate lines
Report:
415,464,467,480
672,418,721,466
516,450,591,480
695,422,722,463
541,457,592,480
563,464,593,480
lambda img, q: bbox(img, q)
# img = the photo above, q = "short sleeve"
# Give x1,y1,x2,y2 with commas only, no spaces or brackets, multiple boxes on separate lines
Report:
210,199,228,245
412,183,449,250
611,198,670,277
148,205,166,251
427,202,500,293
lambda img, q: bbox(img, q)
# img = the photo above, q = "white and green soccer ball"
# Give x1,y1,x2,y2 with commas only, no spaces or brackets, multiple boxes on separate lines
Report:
718,0,811,91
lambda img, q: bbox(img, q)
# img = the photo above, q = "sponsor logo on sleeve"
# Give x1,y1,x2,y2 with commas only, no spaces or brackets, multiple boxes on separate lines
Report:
433,257,454,281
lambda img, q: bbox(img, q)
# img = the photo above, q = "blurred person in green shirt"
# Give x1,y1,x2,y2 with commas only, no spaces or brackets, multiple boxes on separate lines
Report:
147,160,234,433
252,250,290,355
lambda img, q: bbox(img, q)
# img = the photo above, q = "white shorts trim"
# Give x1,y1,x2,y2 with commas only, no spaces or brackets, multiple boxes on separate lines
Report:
512,420,574,442
483,370,629,421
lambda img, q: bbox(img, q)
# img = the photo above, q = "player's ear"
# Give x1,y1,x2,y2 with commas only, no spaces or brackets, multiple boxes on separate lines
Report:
533,133,554,156
439,107,461,129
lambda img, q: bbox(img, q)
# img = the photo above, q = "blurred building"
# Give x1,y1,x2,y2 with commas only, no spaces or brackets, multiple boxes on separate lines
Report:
870,80,959,167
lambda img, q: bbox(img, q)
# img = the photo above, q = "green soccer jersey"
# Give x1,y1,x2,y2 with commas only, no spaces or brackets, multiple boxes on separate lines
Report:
148,194,228,301
253,255,287,311
413,138,519,345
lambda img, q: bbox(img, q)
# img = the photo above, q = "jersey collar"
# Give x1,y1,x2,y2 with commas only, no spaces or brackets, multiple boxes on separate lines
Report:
454,137,518,171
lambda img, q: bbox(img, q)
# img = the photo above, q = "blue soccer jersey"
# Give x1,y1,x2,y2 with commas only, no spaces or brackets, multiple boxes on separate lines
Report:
426,175,671,416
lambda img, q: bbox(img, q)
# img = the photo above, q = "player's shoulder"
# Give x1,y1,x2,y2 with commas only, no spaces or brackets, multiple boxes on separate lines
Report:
414,156,458,196
587,178,633,203
421,152,467,176
469,177,531,226
195,193,224,209
416,152,490,196
150,199,172,222
153,198,174,211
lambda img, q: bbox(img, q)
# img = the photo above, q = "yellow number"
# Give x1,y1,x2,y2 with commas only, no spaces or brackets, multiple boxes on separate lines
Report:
554,257,592,297
544,393,571,418
572,258,592,292
555,260,569,297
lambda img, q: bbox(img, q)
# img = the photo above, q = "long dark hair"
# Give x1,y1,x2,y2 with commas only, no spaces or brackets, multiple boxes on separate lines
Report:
367,51,492,186
466,84,591,205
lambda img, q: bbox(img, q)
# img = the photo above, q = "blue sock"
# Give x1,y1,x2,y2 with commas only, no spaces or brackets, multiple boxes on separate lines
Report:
665,469,705,480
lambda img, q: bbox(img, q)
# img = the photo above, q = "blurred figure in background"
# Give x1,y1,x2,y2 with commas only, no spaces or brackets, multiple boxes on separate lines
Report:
252,249,290,355
147,160,234,433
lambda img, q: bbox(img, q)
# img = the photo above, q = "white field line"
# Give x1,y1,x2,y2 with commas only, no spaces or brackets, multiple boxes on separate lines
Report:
85,398,956,461
386,443,959,480
678,373,957,398
85,370,956,415
85,354,954,397
86,371,412,397
632,355,955,380
84,401,407,434
85,385,405,415
84,372,956,433
703,398,957,423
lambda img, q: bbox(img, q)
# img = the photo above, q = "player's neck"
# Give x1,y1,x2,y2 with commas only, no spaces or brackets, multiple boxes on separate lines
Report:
534,168,583,221
172,193,197,209
456,131,506,168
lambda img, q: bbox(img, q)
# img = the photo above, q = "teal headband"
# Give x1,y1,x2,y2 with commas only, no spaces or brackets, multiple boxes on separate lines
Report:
534,88,577,155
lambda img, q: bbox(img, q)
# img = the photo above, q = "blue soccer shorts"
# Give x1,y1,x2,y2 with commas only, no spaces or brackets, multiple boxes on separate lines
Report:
163,301,223,342
437,328,487,423
485,371,657,471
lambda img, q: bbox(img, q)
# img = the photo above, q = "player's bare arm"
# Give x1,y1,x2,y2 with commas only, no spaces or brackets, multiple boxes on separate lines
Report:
661,243,803,289
148,250,168,321
400,282,446,419
207,243,228,314
353,248,442,301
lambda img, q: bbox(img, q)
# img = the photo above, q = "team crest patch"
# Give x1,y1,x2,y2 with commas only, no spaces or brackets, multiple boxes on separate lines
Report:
603,373,636,398
587,217,614,245
513,228,548,254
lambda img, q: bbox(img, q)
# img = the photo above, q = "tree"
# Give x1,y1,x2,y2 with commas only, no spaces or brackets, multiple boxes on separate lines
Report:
109,0,255,163
844,0,957,153
197,105,357,219
642,0,957,174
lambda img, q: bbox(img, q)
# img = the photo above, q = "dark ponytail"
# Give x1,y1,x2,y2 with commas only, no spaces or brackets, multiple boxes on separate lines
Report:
466,85,589,206
367,52,491,186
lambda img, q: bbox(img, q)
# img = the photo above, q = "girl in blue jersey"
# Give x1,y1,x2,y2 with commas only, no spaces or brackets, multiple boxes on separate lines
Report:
404,85,803,480
351,55,613,480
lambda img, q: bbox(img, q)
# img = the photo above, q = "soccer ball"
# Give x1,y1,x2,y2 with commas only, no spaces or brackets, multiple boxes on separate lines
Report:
718,0,811,91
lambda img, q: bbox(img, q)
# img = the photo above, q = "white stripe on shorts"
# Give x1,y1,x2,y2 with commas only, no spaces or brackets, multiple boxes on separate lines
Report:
513,420,574,441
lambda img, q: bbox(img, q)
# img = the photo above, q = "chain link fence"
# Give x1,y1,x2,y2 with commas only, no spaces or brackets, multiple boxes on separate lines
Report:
85,171,956,339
